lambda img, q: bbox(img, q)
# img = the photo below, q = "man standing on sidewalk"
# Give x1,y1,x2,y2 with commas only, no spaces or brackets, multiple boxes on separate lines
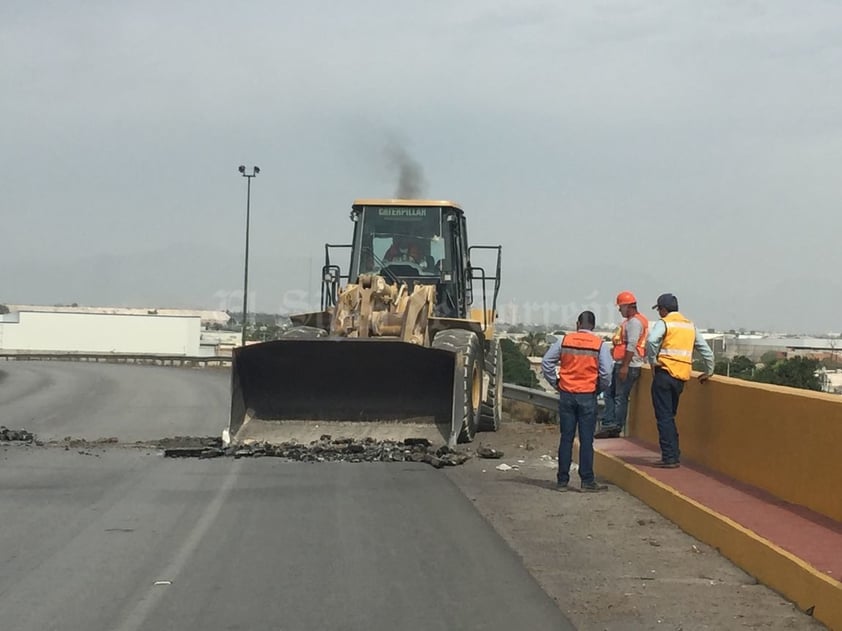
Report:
596,291,649,439
541,310,613,492
646,293,715,468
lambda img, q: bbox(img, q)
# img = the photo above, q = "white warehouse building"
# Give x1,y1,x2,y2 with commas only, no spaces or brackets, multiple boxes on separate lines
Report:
0,311,202,356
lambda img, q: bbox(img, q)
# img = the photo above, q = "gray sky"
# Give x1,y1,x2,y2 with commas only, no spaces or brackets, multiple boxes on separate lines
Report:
2,0,841,333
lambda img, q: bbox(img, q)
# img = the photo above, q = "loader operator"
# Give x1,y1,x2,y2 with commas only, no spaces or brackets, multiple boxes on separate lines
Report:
541,310,613,493
384,236,423,264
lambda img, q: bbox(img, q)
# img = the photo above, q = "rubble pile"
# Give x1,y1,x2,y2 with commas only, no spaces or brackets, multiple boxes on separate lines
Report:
476,446,504,459
155,436,222,450
0,426,35,443
163,435,471,468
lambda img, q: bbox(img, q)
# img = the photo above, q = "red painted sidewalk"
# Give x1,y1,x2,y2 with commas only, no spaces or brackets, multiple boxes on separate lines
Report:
598,438,842,581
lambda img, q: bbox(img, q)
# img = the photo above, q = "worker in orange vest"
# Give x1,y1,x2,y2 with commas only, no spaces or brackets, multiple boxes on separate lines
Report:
646,293,715,468
541,310,613,492
596,291,649,439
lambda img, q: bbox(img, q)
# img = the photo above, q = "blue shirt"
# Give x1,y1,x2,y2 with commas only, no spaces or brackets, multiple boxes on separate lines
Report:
646,317,715,375
541,330,614,393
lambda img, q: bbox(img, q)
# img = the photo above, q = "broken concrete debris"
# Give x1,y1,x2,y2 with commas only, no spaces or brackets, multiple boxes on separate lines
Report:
495,463,517,471
163,435,471,468
0,426,35,443
1,428,472,470
476,446,504,459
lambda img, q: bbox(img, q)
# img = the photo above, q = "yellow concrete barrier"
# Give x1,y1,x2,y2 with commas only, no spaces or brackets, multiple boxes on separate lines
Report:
505,383,842,628
593,447,842,631
627,368,842,524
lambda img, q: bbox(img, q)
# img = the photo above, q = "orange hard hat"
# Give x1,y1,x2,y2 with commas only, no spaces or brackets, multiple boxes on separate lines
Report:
616,291,637,306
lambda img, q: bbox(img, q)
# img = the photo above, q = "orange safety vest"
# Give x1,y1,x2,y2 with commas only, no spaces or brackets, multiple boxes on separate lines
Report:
656,312,696,381
558,330,602,394
611,312,649,361
384,242,423,263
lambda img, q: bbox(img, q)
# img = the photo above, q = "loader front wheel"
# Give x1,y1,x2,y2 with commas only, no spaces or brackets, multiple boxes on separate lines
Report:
432,329,482,443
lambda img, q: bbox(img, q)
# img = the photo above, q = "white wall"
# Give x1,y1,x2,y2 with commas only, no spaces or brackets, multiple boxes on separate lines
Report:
0,312,201,356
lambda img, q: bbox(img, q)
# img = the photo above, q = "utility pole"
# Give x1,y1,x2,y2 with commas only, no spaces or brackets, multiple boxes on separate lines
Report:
238,165,260,346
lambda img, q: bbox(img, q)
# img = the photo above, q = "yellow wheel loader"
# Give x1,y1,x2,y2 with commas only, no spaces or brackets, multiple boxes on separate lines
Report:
228,199,502,448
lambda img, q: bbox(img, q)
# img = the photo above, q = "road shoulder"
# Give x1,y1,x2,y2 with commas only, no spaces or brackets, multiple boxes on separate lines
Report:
446,422,825,631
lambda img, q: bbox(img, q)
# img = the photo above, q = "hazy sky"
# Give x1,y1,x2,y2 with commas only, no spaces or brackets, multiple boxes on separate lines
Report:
2,1,841,333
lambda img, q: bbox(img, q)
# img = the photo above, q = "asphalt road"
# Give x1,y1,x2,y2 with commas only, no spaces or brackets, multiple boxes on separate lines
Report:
0,362,229,441
0,362,574,631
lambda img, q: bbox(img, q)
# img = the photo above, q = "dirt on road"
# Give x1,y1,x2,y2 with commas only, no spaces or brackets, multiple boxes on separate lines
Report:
446,421,825,631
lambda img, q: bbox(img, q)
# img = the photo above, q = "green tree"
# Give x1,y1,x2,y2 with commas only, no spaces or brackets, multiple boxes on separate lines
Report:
692,357,708,373
825,337,841,369
500,338,539,388
731,355,756,378
760,350,783,366
753,357,821,391
518,332,549,357
715,355,755,379
820,357,842,370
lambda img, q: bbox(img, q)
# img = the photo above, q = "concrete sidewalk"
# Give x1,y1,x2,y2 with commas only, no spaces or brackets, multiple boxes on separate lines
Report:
593,437,842,630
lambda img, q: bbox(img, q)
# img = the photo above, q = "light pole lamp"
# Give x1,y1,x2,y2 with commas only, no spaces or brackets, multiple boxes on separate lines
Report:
238,165,260,346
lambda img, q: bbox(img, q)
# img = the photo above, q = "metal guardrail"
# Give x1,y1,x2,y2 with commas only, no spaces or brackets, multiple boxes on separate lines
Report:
502,383,605,412
0,353,231,368
501,383,559,411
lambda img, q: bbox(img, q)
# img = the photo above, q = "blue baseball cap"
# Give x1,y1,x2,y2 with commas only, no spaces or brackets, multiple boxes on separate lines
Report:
652,293,679,311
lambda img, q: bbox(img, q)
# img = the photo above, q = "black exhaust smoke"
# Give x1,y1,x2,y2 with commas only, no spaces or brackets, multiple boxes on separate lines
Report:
385,139,426,199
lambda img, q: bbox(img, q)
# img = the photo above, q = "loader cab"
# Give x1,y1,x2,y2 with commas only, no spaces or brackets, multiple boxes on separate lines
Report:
347,200,471,318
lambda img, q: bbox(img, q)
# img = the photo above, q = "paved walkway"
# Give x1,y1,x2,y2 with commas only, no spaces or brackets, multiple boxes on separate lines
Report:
597,438,842,582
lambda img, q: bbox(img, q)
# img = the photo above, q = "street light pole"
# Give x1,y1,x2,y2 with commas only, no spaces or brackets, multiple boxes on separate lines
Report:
238,165,260,346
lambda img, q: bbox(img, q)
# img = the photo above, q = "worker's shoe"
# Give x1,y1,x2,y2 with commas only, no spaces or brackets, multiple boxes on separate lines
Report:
594,427,621,439
580,481,608,492
556,482,570,492
652,460,680,469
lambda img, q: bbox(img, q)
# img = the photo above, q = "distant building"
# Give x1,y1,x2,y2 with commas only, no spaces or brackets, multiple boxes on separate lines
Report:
701,333,727,356
7,304,230,328
200,330,242,357
0,311,201,356
818,369,842,394
722,335,841,363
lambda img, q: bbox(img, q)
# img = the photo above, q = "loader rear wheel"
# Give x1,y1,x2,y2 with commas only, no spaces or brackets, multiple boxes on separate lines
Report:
479,338,503,432
432,329,482,443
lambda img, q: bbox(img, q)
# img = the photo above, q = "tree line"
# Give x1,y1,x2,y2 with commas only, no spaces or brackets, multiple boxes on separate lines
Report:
706,351,826,392
501,331,829,393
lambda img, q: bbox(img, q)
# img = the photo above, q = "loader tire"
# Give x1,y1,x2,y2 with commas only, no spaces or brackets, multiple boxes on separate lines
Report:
279,326,328,339
432,329,482,443
479,338,503,432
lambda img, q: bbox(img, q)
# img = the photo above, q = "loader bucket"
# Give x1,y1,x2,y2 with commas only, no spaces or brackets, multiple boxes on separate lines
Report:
229,338,463,447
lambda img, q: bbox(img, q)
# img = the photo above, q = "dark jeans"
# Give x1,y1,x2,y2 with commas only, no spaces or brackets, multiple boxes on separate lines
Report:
602,364,641,432
557,391,598,485
651,368,685,463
